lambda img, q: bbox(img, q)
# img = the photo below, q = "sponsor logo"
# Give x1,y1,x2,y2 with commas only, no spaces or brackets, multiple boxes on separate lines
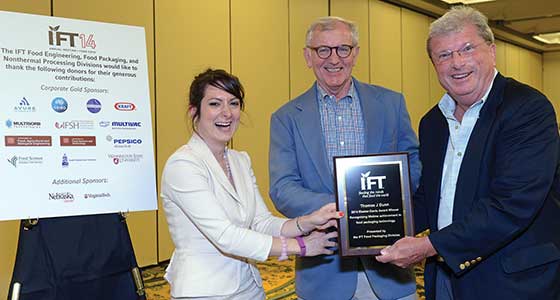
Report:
108,153,143,165
114,102,136,111
61,153,96,167
54,120,94,130
111,121,142,130
86,99,102,113
99,121,110,128
48,25,96,49
51,97,68,113
7,155,43,167
14,97,37,112
62,153,69,167
360,172,387,191
52,177,109,185
106,135,142,148
48,192,75,202
5,136,52,147
5,119,41,129
84,192,111,199
60,136,97,146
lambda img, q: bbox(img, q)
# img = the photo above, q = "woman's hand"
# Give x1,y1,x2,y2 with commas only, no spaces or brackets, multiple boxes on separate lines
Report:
306,203,344,231
303,230,339,256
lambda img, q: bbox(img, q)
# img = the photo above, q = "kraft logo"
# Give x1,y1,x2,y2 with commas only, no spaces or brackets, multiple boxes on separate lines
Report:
86,99,102,113
52,97,68,113
114,102,136,111
360,172,386,191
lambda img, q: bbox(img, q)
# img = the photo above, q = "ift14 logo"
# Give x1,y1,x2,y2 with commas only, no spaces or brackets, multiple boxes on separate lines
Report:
48,25,96,49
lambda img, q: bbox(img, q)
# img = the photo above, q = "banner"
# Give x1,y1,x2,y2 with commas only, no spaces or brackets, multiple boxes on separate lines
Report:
0,10,157,221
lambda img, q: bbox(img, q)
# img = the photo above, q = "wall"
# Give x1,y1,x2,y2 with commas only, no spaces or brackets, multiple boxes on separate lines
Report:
0,1,551,299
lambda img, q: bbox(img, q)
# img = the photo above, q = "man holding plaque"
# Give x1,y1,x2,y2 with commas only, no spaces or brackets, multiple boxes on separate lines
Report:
376,6,560,300
269,16,421,300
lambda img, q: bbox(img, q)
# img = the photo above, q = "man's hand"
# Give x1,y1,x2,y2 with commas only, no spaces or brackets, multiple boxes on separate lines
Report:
375,236,437,268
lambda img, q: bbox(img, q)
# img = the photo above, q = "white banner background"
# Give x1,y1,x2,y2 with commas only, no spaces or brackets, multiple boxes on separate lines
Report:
0,10,157,221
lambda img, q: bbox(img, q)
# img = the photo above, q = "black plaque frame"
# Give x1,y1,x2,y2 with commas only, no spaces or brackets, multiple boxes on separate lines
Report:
334,152,414,256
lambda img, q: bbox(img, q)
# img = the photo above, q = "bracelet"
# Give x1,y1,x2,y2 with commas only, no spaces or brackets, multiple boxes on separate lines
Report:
295,217,309,236
278,236,288,261
295,236,306,257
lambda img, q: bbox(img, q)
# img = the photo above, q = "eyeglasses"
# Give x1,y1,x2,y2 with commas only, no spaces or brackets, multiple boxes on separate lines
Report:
307,44,354,59
433,42,486,64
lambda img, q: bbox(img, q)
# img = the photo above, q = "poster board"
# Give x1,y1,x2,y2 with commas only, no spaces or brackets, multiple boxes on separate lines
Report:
0,10,157,221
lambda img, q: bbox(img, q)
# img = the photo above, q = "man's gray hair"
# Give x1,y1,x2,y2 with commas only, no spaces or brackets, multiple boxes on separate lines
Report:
427,6,494,54
306,16,359,46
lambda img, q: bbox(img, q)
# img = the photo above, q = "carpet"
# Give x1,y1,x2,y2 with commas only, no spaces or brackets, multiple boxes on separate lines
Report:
143,258,425,299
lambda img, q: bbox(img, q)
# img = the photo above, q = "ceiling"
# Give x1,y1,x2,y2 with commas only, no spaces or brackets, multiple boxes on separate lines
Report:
385,0,560,52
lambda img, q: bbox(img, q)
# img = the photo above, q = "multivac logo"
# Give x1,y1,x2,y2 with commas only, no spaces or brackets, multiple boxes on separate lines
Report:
360,172,386,191
86,99,102,113
52,97,68,113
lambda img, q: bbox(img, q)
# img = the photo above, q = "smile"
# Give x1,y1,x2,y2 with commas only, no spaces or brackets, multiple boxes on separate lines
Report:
325,67,343,73
451,71,472,80
215,122,232,127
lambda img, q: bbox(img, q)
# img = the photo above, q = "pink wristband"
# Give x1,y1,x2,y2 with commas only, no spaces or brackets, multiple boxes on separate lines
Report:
295,236,306,256
278,236,288,261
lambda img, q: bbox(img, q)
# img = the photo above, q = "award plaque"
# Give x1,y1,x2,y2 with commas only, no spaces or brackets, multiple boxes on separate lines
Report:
334,152,414,256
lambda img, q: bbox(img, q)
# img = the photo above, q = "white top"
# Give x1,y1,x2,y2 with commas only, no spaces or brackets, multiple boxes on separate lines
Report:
161,133,287,297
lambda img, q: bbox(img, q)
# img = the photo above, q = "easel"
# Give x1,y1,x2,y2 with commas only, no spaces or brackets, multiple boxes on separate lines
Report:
8,213,145,300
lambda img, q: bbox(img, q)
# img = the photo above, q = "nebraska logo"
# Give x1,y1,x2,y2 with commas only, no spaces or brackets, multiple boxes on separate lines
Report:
114,102,136,111
48,192,75,202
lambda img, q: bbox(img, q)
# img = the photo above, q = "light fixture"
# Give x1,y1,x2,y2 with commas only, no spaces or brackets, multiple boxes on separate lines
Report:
440,0,496,4
533,32,560,45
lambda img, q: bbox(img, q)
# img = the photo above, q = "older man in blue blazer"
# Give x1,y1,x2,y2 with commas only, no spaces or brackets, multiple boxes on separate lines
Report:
376,6,560,300
269,16,420,300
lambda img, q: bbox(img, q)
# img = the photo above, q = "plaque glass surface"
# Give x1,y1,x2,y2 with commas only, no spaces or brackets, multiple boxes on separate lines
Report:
334,153,414,256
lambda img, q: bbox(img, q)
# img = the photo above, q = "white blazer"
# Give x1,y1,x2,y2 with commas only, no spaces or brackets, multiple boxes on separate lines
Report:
161,134,287,298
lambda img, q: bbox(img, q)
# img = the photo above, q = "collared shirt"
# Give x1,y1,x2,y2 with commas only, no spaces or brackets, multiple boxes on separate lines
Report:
437,70,497,230
316,82,365,173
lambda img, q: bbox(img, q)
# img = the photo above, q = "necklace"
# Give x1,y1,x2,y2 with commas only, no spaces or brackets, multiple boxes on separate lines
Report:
223,147,235,187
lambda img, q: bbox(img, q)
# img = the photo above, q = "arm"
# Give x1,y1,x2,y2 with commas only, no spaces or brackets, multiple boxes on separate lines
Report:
269,112,333,217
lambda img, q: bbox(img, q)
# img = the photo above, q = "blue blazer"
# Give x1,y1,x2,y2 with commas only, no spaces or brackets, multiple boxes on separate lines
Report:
269,78,421,300
415,73,560,299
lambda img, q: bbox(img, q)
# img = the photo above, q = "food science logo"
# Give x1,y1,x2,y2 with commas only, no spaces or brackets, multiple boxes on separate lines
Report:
48,25,96,49
6,155,43,167
114,102,136,111
86,99,102,113
51,97,68,113
14,97,36,113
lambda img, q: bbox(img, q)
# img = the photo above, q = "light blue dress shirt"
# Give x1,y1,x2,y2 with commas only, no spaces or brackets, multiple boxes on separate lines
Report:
437,71,497,230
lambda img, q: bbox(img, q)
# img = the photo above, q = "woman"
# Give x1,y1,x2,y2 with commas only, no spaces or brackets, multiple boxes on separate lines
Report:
161,69,342,299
